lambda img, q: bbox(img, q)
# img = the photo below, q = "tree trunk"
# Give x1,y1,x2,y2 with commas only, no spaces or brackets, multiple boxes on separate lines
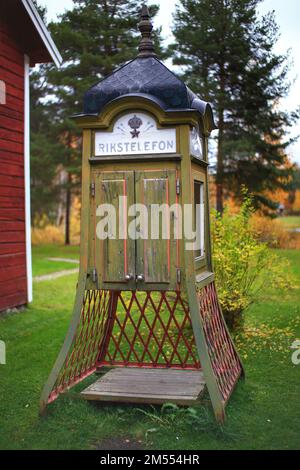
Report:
65,172,71,246
216,108,224,214
216,3,226,215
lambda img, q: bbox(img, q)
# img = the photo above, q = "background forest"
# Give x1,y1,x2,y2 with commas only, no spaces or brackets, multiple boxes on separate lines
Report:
31,0,300,246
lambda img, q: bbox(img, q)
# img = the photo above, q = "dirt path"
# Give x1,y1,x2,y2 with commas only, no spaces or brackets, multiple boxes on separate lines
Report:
33,269,79,283
47,257,79,264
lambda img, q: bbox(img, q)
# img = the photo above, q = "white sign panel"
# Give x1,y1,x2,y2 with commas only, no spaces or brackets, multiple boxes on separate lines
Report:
95,113,176,156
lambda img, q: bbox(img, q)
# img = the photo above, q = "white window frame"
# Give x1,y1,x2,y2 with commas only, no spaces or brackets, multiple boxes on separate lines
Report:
194,180,205,260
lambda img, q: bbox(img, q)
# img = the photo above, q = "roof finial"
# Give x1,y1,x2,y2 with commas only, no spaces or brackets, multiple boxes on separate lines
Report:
138,4,157,58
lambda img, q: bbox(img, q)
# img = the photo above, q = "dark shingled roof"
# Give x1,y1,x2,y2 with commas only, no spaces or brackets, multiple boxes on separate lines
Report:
81,4,216,133
82,57,217,133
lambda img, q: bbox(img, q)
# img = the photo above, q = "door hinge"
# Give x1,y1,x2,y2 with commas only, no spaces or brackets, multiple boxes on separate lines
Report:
90,182,95,198
176,179,180,196
177,268,181,284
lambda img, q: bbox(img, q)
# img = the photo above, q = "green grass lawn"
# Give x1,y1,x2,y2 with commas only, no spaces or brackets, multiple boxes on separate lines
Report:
0,248,299,450
278,216,300,229
32,245,79,277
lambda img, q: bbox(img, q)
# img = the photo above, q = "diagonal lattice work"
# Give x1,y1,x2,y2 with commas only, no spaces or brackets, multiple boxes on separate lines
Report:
198,282,243,402
48,289,113,403
48,289,200,404
47,283,241,406
99,291,200,370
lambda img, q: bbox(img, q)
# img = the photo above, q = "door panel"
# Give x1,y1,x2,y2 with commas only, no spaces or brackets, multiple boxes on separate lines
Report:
95,171,135,287
135,170,178,289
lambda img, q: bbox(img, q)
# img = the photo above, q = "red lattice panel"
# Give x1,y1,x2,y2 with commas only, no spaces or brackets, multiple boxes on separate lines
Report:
48,290,112,403
47,283,241,405
48,290,200,404
198,282,242,402
99,291,200,370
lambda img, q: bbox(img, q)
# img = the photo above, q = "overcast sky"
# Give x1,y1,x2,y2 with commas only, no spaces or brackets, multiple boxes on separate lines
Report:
40,0,300,164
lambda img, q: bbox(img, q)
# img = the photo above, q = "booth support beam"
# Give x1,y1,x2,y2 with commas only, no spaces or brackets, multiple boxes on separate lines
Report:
180,125,225,423
39,273,88,415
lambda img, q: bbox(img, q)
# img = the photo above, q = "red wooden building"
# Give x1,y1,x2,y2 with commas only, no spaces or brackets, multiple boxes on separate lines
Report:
0,0,62,312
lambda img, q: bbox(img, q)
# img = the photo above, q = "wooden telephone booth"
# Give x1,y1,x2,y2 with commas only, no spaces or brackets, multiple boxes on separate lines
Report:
40,6,244,422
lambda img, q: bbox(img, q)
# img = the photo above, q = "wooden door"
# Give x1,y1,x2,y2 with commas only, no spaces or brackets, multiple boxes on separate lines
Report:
95,171,135,288
135,169,178,290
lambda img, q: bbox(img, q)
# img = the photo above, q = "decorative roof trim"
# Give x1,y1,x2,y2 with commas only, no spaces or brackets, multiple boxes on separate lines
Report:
21,0,62,67
137,4,156,58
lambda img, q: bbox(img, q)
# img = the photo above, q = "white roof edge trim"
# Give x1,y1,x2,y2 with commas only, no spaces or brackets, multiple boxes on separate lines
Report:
21,0,63,67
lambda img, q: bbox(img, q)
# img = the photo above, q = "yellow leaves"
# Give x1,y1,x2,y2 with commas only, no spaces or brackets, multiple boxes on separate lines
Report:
234,322,297,356
32,224,64,245
211,196,293,329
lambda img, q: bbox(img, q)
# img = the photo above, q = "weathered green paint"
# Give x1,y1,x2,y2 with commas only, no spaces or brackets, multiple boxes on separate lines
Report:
94,171,135,288
135,169,178,290
89,153,182,164
80,130,92,272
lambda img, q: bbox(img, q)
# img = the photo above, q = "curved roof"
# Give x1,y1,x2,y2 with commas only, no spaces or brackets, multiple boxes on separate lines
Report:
83,57,217,133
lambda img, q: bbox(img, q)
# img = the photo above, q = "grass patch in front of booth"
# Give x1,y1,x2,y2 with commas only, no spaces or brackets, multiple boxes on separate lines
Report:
0,248,299,450
32,244,80,277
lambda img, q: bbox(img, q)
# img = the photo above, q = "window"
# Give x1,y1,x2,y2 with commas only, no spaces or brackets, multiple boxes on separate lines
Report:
190,127,203,159
194,181,205,259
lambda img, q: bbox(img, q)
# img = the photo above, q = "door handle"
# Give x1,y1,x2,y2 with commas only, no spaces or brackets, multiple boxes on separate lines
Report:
125,273,134,282
136,274,145,282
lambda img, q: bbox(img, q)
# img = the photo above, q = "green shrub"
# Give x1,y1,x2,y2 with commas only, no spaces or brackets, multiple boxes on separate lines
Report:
211,194,292,330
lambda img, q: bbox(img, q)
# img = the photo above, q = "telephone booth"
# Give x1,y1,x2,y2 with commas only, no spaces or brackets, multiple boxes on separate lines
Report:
40,6,244,422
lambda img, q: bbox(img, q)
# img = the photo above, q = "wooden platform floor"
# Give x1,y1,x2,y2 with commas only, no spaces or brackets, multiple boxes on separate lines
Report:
81,368,206,406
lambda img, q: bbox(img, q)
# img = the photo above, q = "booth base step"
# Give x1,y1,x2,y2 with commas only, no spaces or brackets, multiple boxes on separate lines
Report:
81,368,206,406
